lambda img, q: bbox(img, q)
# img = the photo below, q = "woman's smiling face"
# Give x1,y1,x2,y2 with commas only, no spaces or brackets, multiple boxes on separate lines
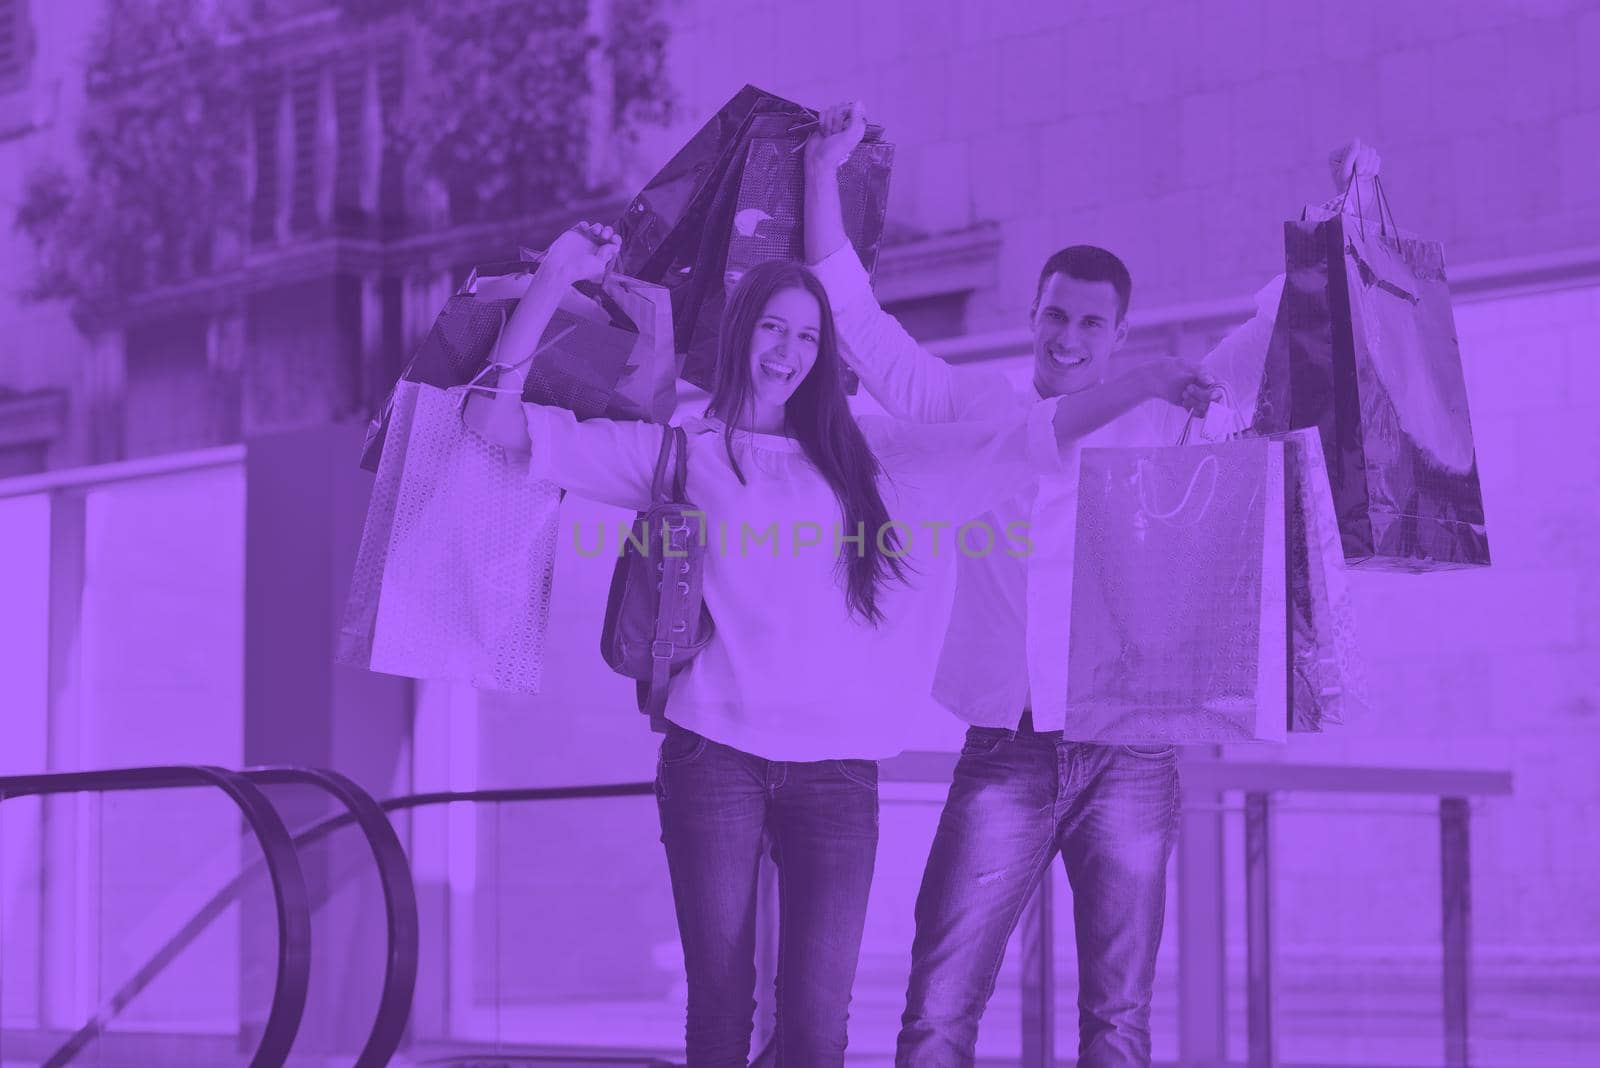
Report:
746,286,822,414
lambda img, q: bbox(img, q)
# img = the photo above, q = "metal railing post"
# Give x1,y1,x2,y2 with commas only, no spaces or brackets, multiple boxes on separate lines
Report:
1178,781,1229,1066
1244,791,1276,1068
1441,797,1473,1068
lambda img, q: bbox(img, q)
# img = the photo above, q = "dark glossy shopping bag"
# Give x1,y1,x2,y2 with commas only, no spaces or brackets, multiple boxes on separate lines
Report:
360,256,676,471
1252,184,1490,571
675,113,893,388
614,85,893,390
1280,428,1366,732
613,84,790,280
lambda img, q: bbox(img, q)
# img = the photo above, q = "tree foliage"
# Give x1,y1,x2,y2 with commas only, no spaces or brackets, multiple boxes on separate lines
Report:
16,0,674,321
15,0,250,318
392,0,675,221
391,1,595,222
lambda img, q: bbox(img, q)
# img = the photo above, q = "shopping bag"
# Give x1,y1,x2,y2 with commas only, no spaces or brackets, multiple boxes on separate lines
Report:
673,112,893,388
614,84,793,280
343,378,421,667
724,113,893,283
1252,182,1489,571
338,378,561,694
1178,404,1364,733
361,259,677,471
1064,438,1288,744
614,85,893,391
1281,427,1367,732
483,251,680,425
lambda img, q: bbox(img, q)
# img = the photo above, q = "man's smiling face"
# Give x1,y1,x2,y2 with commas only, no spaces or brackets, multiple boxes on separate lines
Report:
1030,272,1130,397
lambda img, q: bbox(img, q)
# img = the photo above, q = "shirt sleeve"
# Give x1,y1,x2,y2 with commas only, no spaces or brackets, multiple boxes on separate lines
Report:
1141,273,1285,446
867,400,1066,527
522,403,661,511
1197,274,1284,437
811,243,1016,424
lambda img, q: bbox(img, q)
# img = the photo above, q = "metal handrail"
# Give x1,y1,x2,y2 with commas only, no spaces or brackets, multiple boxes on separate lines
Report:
882,750,1514,796
0,443,244,501
241,767,419,1068
0,766,312,1068
7,781,655,1066
383,784,656,809
20,767,422,1068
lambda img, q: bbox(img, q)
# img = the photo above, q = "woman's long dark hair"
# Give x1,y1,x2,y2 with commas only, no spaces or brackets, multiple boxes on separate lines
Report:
708,261,910,625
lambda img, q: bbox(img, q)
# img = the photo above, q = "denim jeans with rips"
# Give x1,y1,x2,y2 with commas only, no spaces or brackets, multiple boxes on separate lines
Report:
896,723,1181,1068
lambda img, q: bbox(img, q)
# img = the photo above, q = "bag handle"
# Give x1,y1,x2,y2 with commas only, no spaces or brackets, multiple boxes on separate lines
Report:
1136,453,1220,526
1373,175,1400,237
641,424,694,725
1176,381,1247,446
518,246,639,333
653,425,690,504
650,425,688,505
1335,170,1400,241
458,309,581,403
671,426,689,499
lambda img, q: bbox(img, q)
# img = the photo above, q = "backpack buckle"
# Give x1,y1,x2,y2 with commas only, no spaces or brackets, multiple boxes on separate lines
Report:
650,640,675,661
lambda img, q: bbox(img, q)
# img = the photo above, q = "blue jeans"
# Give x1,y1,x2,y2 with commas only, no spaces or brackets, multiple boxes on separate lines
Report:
896,725,1181,1068
655,725,879,1067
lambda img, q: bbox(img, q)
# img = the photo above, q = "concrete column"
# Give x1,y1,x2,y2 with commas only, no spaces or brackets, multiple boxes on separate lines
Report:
241,420,412,1057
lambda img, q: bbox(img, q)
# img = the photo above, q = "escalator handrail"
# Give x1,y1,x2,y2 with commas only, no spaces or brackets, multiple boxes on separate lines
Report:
20,768,422,1068
0,765,312,1068
7,777,654,1065
241,767,419,1068
383,783,655,810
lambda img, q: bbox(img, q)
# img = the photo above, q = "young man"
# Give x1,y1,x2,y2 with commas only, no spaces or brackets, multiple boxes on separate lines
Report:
803,104,1379,1066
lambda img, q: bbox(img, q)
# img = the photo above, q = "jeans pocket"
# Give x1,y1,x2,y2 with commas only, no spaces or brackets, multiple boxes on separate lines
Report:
659,727,708,768
959,727,1007,759
1119,743,1178,759
833,759,879,791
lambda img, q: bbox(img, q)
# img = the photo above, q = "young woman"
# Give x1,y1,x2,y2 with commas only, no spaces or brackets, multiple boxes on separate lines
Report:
465,222,1211,1066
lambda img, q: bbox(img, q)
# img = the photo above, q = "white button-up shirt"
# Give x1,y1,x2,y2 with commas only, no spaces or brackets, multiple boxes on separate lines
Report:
813,244,1279,735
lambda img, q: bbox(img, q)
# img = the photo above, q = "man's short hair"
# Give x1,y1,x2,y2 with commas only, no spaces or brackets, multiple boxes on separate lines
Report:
1034,246,1133,321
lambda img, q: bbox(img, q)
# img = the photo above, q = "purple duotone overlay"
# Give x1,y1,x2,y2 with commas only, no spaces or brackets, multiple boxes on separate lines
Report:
0,2,1597,1066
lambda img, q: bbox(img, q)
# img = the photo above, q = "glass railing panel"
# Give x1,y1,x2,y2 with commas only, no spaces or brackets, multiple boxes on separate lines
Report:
0,785,280,1067
480,794,679,1058
1271,798,1448,1068
399,792,678,1063
1,795,47,1055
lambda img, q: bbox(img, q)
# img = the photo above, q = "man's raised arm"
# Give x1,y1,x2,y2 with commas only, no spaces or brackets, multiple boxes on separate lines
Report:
803,102,1014,424
1176,138,1386,442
